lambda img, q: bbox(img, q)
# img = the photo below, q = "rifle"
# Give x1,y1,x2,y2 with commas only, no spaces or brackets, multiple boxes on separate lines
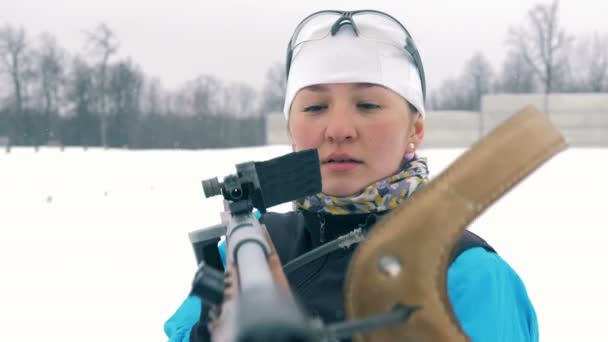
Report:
187,106,567,341
187,149,420,341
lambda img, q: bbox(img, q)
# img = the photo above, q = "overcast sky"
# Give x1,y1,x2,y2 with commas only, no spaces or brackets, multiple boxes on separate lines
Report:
3,0,608,92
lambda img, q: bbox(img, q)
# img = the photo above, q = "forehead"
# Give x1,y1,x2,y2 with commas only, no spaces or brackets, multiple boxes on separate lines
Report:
299,83,387,93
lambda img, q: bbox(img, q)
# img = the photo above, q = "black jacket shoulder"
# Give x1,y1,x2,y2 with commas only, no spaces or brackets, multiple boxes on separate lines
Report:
260,211,312,265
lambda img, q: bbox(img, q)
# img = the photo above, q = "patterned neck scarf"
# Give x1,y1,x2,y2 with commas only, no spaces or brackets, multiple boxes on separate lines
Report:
294,156,429,215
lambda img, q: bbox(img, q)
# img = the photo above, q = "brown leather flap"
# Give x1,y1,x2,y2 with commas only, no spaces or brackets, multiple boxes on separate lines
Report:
344,106,567,342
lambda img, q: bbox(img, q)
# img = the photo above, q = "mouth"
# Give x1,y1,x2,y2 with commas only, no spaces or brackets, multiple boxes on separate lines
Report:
321,154,363,172
322,155,363,164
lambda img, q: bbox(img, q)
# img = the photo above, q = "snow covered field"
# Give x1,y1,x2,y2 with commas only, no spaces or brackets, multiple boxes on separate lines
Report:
0,145,606,341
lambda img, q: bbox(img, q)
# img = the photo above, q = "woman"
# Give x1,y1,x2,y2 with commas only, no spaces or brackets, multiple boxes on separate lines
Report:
165,9,538,341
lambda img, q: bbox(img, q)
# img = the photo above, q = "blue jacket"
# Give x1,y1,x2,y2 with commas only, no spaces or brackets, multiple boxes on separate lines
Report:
164,212,538,341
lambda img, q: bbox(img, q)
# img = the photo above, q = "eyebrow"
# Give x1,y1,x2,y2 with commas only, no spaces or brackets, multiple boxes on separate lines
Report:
354,83,379,89
301,84,329,92
300,83,380,92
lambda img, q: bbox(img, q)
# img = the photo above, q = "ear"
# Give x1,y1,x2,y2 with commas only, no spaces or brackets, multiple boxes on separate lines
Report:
407,114,425,152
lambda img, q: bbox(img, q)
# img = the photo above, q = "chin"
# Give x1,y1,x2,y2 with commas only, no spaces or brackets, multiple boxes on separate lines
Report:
322,182,363,197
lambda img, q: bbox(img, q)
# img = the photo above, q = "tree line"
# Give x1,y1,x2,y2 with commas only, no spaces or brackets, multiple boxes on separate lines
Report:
1,0,604,149
430,0,608,111
0,23,285,149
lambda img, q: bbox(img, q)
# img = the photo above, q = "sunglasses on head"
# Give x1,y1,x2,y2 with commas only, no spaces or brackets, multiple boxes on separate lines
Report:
285,9,427,101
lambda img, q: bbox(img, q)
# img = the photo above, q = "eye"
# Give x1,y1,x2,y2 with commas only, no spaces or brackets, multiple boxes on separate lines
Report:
357,102,381,110
303,104,327,112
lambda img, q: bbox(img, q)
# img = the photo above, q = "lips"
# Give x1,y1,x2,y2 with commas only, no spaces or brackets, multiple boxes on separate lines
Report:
322,153,362,172
322,153,362,164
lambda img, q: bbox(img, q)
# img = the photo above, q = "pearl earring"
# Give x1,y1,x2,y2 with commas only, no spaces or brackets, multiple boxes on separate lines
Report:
408,143,415,151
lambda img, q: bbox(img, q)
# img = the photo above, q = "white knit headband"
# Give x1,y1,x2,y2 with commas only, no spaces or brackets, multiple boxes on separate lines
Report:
283,29,425,119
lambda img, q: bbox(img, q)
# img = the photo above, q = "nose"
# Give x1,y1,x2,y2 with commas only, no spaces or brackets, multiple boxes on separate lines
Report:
325,108,357,143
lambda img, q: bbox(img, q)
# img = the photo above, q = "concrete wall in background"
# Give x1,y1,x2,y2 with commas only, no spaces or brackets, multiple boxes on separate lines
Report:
482,93,608,146
420,110,481,148
266,112,290,145
266,93,608,147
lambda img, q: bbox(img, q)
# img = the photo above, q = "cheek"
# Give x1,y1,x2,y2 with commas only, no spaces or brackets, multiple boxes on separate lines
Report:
367,121,407,148
289,117,321,150
364,121,409,162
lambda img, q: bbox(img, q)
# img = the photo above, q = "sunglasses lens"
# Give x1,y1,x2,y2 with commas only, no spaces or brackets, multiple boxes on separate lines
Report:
292,12,409,51
353,13,408,48
292,13,341,48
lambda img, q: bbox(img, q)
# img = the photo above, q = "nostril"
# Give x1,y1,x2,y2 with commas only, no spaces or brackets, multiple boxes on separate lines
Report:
325,124,357,142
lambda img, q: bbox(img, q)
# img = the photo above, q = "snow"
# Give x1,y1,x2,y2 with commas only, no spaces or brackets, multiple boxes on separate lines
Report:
0,145,606,341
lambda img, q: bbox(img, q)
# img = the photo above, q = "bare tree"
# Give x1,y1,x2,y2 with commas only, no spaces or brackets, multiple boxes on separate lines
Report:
431,77,471,110
431,52,493,112
222,82,258,117
509,0,572,112
464,52,494,111
85,23,119,148
585,34,608,92
462,53,494,137
183,75,223,115
497,50,538,93
566,33,608,92
140,77,164,116
66,57,97,147
35,33,66,143
0,25,30,144
259,62,286,115
106,59,143,147
166,90,187,117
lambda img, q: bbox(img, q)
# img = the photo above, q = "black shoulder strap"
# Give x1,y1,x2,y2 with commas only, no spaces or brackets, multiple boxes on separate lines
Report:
263,212,496,267
449,230,496,264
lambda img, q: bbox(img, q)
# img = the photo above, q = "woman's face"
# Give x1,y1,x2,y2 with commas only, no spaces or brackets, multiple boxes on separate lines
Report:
289,83,424,197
